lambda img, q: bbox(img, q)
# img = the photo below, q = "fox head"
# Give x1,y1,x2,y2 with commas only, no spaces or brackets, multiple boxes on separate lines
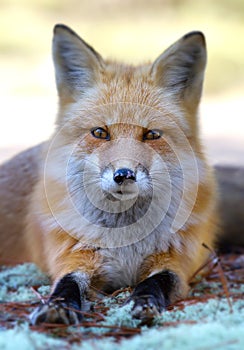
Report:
44,24,209,248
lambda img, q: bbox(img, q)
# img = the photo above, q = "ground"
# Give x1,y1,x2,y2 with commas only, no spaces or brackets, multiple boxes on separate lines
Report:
0,248,243,350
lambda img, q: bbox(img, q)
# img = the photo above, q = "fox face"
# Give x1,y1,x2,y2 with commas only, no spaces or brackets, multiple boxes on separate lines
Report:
40,25,209,252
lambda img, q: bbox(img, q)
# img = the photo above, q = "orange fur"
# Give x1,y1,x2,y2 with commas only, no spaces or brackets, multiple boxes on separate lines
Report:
1,26,218,310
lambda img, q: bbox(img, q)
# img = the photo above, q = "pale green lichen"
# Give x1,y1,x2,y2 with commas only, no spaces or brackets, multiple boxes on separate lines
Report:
155,298,244,325
0,263,50,302
102,290,131,307
0,285,38,302
74,321,244,350
0,263,49,289
0,263,243,350
104,301,140,328
37,285,51,296
0,325,66,350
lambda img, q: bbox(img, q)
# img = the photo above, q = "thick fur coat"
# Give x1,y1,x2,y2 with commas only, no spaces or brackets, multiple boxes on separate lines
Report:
0,25,218,324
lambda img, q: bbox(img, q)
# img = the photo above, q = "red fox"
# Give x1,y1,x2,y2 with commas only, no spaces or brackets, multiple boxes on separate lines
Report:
0,24,218,325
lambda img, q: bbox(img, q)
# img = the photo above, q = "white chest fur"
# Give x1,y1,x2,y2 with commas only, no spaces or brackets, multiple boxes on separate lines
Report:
98,233,167,291
99,245,146,290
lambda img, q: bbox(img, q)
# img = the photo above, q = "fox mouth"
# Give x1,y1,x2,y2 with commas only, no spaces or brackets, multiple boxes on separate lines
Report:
100,178,139,201
112,191,138,201
109,183,139,201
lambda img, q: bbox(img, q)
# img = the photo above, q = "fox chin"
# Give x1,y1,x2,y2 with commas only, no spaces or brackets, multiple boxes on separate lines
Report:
0,24,218,325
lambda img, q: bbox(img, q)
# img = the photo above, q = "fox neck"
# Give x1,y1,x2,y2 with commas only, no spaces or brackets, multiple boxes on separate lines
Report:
62,174,181,250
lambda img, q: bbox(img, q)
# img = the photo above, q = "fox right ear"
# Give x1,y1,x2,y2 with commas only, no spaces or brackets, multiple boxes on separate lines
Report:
52,24,104,102
151,31,207,111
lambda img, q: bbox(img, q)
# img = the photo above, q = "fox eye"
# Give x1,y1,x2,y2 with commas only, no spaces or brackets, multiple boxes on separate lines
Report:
91,127,110,140
143,129,163,140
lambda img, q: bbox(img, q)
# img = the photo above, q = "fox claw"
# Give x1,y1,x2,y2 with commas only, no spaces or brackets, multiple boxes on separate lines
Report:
30,301,82,325
127,294,163,323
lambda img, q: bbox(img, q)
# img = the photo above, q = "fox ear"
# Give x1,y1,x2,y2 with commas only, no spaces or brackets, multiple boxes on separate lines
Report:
53,24,104,102
151,31,207,110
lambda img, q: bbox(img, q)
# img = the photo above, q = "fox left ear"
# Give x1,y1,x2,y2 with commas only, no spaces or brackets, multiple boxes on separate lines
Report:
52,24,104,102
151,32,207,111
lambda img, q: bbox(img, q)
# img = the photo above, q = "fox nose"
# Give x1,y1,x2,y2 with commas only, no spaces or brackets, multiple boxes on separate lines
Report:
113,168,136,185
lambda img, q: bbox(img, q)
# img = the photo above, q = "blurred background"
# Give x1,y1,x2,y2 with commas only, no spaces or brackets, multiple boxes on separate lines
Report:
0,0,243,165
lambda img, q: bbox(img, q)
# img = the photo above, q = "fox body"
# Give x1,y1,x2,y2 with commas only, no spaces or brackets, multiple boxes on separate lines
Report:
0,25,217,324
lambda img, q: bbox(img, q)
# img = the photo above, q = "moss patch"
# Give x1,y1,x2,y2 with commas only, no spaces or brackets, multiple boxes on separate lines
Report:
0,251,243,349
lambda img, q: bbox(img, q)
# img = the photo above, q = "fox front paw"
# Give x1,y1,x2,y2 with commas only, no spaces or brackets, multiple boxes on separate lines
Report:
128,294,164,322
126,271,177,322
30,301,82,325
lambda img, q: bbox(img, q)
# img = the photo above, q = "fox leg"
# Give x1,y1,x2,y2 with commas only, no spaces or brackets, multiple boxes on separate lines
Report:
30,271,91,325
127,250,192,322
127,270,180,322
30,231,102,325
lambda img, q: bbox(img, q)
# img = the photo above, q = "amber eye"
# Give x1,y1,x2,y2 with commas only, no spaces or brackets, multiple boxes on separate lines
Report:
91,127,110,140
143,129,163,140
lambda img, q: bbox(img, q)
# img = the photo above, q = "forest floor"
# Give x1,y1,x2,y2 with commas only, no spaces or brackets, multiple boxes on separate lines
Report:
0,247,243,350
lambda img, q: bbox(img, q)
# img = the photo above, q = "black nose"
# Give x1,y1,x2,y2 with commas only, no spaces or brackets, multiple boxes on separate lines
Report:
113,168,136,185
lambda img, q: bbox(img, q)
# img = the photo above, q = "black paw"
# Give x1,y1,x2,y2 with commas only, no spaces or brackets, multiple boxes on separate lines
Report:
30,300,82,325
125,270,176,323
127,294,165,322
